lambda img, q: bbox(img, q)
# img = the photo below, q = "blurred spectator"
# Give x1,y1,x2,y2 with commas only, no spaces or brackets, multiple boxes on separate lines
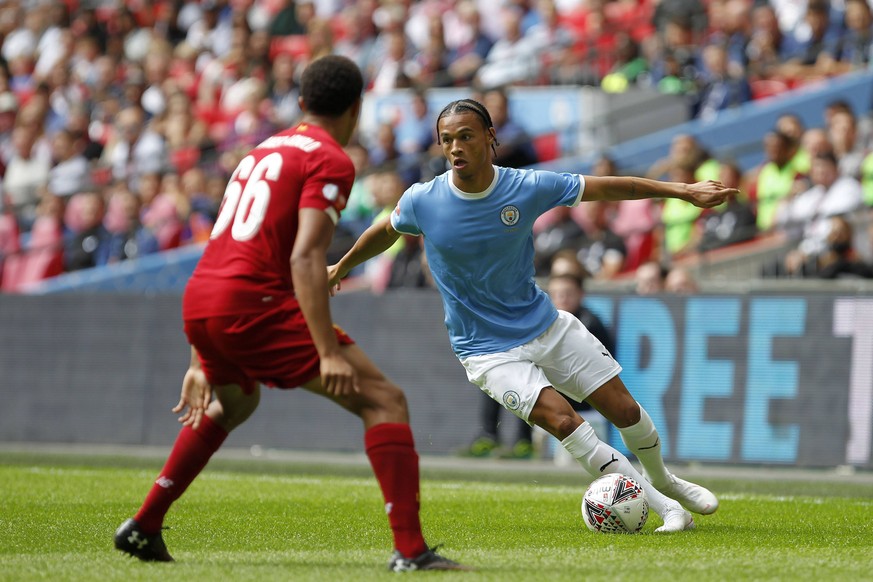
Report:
697,161,757,251
334,3,378,85
815,216,873,279
369,29,413,95
267,53,302,128
828,109,865,179
601,33,648,94
822,0,873,75
777,113,809,173
860,150,873,206
181,167,220,244
745,3,788,82
394,89,434,158
778,0,834,81
367,121,420,186
635,260,667,294
523,0,577,84
357,169,407,292
477,7,540,88
483,87,538,169
339,143,377,237
100,186,159,264
269,0,308,36
444,0,493,87
576,200,627,279
406,12,453,89
752,129,803,233
386,234,434,289
102,105,167,188
707,0,751,76
664,266,700,293
549,248,587,278
48,129,89,198
63,190,108,272
0,91,17,164
658,163,702,259
534,204,587,276
647,133,710,182
3,123,51,227
775,151,864,254
695,42,751,121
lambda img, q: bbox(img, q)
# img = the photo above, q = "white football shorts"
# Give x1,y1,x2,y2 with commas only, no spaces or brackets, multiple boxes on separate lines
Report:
460,310,622,423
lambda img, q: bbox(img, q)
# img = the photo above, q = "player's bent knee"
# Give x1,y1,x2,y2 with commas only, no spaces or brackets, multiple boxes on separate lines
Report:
611,400,641,429
355,380,408,420
553,414,582,440
213,384,261,430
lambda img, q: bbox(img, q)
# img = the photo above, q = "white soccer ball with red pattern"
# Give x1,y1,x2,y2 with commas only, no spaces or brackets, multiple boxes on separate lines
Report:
582,473,649,533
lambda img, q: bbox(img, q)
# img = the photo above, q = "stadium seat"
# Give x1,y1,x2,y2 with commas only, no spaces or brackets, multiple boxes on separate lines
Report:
0,213,20,289
270,35,310,60
750,79,790,101
533,133,560,163
1,217,64,292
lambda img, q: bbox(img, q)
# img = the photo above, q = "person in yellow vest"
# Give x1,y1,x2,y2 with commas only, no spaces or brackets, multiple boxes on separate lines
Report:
860,150,873,206
753,129,803,232
660,163,703,258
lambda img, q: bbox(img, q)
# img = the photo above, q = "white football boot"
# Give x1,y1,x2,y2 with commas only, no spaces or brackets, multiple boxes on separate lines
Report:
654,503,695,533
658,474,719,515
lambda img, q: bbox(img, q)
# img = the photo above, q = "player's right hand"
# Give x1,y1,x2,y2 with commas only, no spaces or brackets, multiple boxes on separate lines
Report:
174,367,213,430
320,352,359,396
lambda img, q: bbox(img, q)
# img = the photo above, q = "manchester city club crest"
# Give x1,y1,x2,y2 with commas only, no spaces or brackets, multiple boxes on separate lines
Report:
503,390,521,410
500,205,520,226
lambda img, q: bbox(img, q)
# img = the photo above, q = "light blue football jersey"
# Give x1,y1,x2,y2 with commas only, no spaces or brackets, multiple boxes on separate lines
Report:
390,166,585,357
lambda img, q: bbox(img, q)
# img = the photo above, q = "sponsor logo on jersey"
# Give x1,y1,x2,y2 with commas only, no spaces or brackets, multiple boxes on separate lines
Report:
503,390,521,410
500,205,520,226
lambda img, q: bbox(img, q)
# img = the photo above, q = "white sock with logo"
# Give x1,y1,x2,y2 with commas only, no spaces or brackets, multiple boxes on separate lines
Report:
561,422,673,516
617,406,671,489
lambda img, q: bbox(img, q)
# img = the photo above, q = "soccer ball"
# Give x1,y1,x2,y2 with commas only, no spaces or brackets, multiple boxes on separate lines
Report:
582,473,649,533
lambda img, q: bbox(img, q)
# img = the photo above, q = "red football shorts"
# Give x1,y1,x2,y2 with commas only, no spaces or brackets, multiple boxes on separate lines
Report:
183,302,355,394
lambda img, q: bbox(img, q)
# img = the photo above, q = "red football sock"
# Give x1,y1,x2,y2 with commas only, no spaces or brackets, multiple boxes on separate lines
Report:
134,415,228,533
365,423,427,558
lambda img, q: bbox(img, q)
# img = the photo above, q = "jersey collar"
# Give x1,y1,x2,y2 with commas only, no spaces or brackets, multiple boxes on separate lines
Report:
448,166,500,200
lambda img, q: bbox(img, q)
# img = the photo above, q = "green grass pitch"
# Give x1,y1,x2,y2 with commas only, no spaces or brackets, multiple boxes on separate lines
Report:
2,451,872,581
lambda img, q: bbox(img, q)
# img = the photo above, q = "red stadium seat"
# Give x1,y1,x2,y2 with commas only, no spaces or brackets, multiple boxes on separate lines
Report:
533,133,560,163
2,217,64,292
750,79,790,101
270,35,310,60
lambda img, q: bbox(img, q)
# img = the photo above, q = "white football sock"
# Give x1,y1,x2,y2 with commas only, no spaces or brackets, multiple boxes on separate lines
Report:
617,406,671,489
561,421,675,516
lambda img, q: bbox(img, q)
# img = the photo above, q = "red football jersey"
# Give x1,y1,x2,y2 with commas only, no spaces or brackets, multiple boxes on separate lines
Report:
183,123,354,319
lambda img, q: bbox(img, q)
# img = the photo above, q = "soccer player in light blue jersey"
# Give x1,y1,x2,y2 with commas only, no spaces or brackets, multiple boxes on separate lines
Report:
330,98,737,533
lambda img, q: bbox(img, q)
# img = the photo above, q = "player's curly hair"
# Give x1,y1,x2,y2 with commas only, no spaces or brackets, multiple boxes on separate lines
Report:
436,98,500,155
300,55,364,117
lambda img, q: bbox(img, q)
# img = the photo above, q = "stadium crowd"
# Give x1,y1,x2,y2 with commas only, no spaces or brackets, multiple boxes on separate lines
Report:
2,0,873,291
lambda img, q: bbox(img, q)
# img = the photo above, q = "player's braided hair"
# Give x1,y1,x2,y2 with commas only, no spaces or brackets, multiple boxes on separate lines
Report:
436,98,500,155
300,55,364,117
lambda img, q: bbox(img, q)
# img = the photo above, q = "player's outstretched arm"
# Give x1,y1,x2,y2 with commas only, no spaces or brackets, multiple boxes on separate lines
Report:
328,215,402,289
582,175,738,208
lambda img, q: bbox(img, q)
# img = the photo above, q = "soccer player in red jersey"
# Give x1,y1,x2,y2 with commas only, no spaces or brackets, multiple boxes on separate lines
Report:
114,55,467,572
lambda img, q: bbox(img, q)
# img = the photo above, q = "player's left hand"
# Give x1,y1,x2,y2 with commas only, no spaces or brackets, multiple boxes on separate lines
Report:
684,180,739,208
174,367,213,430
327,264,345,296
